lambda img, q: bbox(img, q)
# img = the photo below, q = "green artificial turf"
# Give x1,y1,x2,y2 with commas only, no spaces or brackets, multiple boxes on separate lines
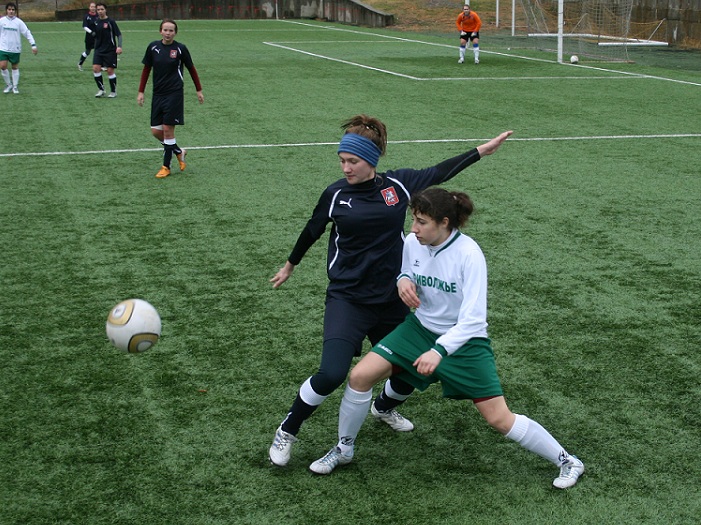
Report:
1,18,699,525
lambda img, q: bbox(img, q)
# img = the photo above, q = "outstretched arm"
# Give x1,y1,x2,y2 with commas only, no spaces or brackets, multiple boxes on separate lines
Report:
476,130,513,157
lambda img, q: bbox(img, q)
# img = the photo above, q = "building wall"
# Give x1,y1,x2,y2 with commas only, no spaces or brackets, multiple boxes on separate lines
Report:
56,0,394,27
55,0,699,44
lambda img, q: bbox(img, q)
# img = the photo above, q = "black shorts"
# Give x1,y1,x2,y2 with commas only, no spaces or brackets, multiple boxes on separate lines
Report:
323,296,409,356
85,34,95,52
151,92,185,127
460,31,479,42
93,50,117,68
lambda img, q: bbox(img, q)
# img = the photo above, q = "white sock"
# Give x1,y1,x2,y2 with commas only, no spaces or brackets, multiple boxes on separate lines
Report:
473,45,480,61
11,69,19,87
506,414,569,466
2,69,10,86
337,384,372,456
459,46,466,59
299,377,328,406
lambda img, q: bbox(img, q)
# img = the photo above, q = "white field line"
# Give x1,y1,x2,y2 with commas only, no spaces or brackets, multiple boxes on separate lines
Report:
2,134,700,159
264,42,422,79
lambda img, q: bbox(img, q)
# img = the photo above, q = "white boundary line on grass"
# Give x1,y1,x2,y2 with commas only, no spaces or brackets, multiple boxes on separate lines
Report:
267,20,701,87
2,134,700,158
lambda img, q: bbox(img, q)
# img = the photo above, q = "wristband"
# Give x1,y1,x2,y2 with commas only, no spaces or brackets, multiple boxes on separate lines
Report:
431,345,448,358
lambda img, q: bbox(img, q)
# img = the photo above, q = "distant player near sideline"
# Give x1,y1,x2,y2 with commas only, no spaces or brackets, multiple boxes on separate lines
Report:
456,2,481,64
77,2,98,71
137,19,203,179
92,2,121,98
0,2,37,94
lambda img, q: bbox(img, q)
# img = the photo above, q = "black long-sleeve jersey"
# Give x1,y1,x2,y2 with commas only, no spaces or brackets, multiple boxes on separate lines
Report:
141,40,199,96
288,148,482,304
93,16,121,54
82,11,98,42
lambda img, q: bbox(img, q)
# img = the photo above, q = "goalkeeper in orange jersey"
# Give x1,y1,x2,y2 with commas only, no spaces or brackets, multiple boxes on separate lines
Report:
456,2,481,64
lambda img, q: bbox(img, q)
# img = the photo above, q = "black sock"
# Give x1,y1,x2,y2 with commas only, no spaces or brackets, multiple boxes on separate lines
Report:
94,75,104,90
163,143,175,169
280,393,318,436
373,377,414,412
109,76,117,93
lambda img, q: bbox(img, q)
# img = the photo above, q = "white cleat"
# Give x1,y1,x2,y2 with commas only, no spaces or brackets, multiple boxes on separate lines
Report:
12,86,18,94
108,92,117,98
371,403,414,432
458,57,464,64
475,58,480,64
95,90,105,98
553,455,585,489
3,85,12,93
268,426,298,467
309,447,353,475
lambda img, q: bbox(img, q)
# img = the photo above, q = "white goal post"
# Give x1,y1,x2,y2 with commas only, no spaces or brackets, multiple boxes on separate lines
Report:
512,0,668,63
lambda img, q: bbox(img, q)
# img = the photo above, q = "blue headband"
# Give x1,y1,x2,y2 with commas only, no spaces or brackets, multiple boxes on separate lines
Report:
338,133,381,167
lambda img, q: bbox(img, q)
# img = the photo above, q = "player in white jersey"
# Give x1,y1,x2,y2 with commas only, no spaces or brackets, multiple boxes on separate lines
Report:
310,187,585,489
0,2,37,94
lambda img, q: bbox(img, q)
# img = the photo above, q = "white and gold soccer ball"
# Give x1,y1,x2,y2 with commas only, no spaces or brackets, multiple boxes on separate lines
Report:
570,55,579,64
106,299,161,353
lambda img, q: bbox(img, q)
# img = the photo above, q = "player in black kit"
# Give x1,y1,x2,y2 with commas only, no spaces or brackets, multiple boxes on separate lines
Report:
77,2,98,71
137,19,203,179
268,113,512,469
91,3,121,98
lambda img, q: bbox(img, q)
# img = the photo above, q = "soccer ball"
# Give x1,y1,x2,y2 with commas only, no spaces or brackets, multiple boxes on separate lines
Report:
570,55,579,64
106,299,161,353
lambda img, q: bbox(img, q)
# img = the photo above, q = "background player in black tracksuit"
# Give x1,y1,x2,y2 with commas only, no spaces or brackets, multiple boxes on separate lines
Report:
91,3,121,98
77,2,98,71
137,19,203,179
268,113,512,468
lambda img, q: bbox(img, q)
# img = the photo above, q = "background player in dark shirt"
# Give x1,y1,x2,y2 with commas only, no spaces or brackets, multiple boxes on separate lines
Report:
268,113,512,468
137,19,203,179
91,3,121,98
77,2,97,71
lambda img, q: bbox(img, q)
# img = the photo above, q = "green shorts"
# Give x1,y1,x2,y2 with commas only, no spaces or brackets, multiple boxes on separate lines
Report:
0,51,20,65
371,313,503,400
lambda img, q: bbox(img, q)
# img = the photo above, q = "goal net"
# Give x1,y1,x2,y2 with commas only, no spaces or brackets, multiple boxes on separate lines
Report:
514,0,668,63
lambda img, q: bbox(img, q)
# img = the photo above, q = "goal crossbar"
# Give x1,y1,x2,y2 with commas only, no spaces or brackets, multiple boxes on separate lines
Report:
528,33,669,46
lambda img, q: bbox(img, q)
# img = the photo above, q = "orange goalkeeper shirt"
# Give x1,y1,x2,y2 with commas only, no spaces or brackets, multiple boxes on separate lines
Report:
456,11,482,33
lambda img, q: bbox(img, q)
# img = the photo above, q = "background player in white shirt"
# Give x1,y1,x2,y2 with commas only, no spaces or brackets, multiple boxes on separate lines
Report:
0,2,37,94
310,187,585,489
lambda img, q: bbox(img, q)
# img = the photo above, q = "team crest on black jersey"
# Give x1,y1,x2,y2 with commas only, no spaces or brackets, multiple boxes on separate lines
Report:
170,49,178,59
381,187,399,206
